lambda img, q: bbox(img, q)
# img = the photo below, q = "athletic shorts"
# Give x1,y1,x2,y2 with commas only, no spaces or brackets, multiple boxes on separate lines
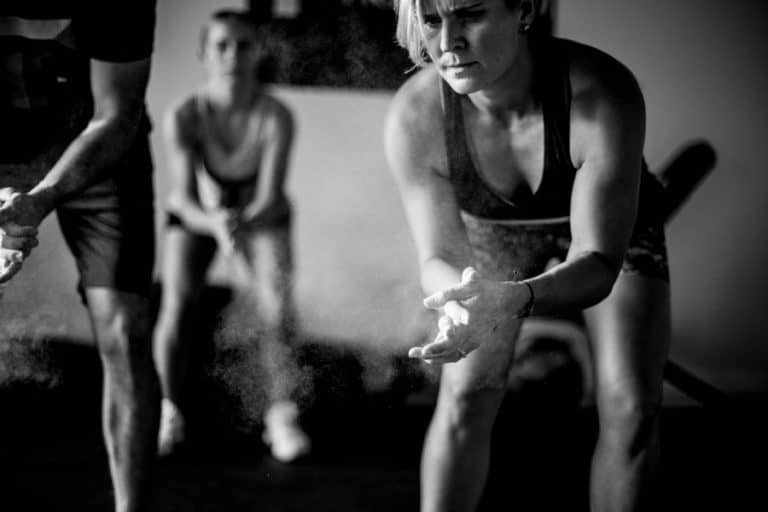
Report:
461,213,669,283
55,135,155,301
164,198,292,233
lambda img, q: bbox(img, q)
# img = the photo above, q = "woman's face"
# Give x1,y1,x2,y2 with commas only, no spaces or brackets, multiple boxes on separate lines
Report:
420,0,526,94
202,20,261,81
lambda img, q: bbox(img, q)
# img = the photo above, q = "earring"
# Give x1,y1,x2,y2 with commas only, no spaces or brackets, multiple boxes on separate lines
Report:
519,23,531,34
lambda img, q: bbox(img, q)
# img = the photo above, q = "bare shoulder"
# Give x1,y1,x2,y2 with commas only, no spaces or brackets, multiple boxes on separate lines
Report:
556,39,645,166
558,38,645,121
384,66,448,178
257,92,295,136
163,93,199,141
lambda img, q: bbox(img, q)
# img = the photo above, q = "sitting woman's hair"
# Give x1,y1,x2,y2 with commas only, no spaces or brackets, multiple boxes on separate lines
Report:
198,9,263,55
198,9,278,82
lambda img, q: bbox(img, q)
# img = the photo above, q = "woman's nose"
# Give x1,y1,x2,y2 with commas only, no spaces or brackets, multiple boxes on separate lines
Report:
440,20,465,53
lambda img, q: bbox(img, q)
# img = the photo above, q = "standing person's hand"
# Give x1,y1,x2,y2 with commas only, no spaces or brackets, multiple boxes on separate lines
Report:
0,224,38,284
0,188,41,284
409,267,532,364
0,188,49,230
0,247,25,284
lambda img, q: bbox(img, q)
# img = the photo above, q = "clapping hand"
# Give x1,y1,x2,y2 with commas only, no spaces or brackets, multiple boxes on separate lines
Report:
409,267,516,365
0,188,41,284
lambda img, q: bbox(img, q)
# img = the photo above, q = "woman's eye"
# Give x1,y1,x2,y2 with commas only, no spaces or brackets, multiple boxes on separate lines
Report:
457,10,484,21
422,15,441,28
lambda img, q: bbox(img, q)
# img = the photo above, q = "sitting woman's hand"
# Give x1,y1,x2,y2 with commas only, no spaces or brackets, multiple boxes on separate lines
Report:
235,195,291,235
409,267,529,365
208,208,237,255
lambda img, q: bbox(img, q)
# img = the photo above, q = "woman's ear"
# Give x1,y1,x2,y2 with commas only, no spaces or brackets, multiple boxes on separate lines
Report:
517,0,536,34
519,0,535,25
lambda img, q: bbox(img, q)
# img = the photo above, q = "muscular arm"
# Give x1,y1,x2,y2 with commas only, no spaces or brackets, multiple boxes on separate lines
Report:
384,74,473,312
385,78,468,290
0,57,153,281
30,58,152,216
163,100,226,237
241,100,294,224
520,56,646,314
386,75,531,361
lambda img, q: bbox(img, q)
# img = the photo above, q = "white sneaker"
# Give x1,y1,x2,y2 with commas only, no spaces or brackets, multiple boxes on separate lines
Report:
263,401,311,462
158,398,186,456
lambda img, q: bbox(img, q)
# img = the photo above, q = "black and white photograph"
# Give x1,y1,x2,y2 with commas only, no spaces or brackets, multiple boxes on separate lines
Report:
1,1,767,510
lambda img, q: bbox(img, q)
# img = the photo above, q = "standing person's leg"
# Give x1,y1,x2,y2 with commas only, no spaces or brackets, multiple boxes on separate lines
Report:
58,205,159,512
56,137,160,512
152,223,216,453
241,222,310,462
85,287,159,512
420,316,522,512
583,272,670,512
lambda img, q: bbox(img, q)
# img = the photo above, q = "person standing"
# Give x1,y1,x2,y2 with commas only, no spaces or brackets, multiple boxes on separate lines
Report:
1,2,160,510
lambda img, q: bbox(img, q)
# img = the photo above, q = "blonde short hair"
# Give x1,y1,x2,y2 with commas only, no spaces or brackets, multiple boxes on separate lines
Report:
393,0,532,68
394,0,429,67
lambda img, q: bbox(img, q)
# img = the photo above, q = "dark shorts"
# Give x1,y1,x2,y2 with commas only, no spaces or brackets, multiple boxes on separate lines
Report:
461,213,669,283
55,136,155,301
164,198,292,232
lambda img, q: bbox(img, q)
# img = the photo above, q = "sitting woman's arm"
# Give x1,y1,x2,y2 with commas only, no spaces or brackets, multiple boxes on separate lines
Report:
239,99,294,229
163,99,234,250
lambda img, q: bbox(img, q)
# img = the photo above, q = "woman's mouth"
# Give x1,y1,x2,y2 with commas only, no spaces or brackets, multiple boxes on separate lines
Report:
444,62,478,75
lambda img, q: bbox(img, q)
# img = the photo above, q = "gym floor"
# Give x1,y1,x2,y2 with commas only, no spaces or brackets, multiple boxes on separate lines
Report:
0,335,764,512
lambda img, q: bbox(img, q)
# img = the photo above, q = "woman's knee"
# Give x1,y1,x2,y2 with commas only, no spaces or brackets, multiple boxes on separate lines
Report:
93,302,152,366
157,289,196,326
436,380,506,435
598,389,662,454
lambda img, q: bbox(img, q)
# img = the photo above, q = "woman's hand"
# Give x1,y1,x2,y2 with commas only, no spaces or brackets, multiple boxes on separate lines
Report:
0,247,25,285
0,189,40,285
235,196,290,235
409,267,529,365
0,224,37,284
208,208,237,255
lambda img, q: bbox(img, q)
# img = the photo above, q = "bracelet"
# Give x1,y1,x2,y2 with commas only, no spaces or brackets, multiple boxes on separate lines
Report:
516,281,535,318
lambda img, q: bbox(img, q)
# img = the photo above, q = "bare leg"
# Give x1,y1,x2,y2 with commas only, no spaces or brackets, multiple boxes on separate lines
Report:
249,225,301,403
241,224,310,461
152,228,215,455
421,317,522,512
152,229,215,407
85,287,160,512
583,273,670,512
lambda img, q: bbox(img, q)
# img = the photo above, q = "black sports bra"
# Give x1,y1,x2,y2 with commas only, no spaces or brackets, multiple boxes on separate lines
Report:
441,38,576,221
442,38,664,226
